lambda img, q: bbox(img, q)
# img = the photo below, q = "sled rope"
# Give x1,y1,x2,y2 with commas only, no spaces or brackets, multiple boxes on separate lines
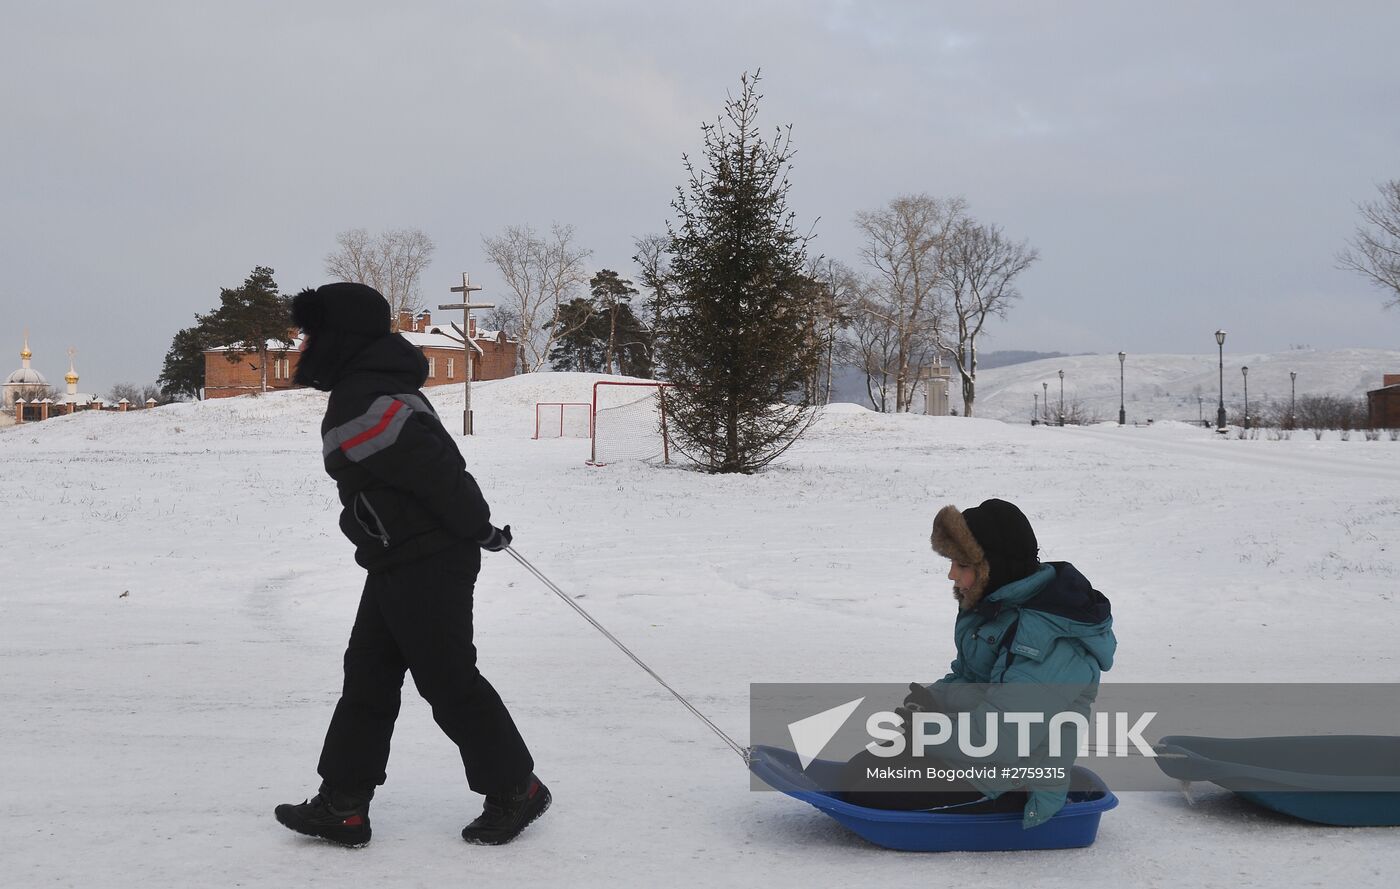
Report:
505,546,751,764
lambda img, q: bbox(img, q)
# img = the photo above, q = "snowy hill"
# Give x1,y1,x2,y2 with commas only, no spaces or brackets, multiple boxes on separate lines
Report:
3,376,1399,887
953,347,1400,423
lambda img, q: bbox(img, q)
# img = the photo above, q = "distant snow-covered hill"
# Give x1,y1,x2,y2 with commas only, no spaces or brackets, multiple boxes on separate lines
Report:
948,348,1400,424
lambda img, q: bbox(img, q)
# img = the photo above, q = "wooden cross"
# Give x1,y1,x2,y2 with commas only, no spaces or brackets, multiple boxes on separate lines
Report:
439,272,495,435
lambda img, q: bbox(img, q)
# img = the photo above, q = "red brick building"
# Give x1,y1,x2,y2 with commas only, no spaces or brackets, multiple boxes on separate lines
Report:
203,310,517,399
1367,373,1400,429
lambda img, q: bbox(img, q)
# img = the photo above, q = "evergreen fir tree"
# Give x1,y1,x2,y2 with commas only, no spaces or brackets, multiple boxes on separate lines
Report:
658,72,822,472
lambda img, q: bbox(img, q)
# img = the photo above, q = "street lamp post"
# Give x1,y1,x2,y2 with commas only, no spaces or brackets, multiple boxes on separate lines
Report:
1033,392,1039,425
1241,366,1250,430
1042,381,1048,423
1289,371,1297,429
1058,369,1065,426
1118,351,1127,425
1215,330,1228,432
1198,394,1204,425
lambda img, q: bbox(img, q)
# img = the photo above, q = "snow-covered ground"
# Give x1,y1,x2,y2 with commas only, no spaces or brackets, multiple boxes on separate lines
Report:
3,373,1398,888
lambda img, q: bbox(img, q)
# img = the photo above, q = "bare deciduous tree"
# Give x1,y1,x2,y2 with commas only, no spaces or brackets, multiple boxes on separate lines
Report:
837,276,900,412
482,223,592,373
8,383,56,406
1338,179,1400,310
806,258,856,404
854,194,966,412
633,233,670,324
324,228,437,325
106,382,166,406
938,219,1039,417
482,303,522,348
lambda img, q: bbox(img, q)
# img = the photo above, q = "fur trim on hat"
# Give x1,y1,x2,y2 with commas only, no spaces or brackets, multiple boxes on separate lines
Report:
931,504,990,609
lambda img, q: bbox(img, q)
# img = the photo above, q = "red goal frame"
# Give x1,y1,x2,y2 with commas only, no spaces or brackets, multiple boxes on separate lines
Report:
589,381,674,466
533,402,593,440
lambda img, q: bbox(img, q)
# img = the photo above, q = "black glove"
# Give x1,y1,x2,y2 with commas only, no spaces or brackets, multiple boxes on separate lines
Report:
894,682,940,731
477,524,512,552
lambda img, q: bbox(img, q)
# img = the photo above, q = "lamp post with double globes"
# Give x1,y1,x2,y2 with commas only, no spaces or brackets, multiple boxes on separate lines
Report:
1118,351,1127,425
1241,365,1250,430
1215,329,1228,432
1289,371,1297,430
1058,369,1065,426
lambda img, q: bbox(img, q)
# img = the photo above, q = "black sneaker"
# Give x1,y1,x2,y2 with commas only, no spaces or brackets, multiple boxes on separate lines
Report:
275,786,372,848
461,775,551,845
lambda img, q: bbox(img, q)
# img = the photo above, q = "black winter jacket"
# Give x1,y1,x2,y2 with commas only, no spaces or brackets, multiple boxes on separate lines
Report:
318,334,492,572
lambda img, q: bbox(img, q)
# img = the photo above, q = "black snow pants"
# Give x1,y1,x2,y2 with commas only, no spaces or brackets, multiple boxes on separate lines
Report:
316,543,533,798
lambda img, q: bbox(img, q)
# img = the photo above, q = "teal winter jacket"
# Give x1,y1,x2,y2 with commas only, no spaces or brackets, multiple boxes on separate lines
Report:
930,561,1116,827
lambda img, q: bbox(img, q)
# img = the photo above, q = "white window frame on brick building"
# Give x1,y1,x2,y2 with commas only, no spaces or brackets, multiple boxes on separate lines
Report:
428,357,436,379
448,358,454,379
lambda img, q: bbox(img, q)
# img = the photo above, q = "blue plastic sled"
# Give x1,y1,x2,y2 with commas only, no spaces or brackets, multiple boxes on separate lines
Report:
749,745,1118,852
1155,735,1400,827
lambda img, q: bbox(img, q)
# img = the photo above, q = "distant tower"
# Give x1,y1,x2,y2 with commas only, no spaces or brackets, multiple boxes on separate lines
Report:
920,361,952,416
5,331,50,405
65,348,80,397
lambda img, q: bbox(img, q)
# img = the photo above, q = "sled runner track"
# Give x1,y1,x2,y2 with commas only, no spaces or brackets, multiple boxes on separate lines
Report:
1068,427,1400,484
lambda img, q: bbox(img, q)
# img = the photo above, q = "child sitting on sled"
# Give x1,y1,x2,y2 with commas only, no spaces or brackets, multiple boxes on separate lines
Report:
844,498,1116,827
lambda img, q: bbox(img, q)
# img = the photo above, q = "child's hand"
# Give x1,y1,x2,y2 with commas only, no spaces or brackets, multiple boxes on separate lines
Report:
895,682,941,731
478,523,513,552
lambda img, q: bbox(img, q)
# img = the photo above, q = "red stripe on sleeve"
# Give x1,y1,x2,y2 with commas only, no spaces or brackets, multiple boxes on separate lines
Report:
340,400,405,454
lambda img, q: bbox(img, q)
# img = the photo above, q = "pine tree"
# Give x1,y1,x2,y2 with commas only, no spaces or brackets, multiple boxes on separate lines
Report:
158,326,207,399
546,297,606,372
590,269,641,375
198,266,293,393
546,271,654,377
611,302,653,378
658,72,822,473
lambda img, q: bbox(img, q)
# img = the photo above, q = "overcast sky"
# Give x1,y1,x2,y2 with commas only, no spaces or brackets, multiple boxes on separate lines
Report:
3,1,1398,394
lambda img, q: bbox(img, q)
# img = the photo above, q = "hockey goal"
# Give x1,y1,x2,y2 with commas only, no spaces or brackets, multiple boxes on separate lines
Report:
534,402,593,439
589,381,673,465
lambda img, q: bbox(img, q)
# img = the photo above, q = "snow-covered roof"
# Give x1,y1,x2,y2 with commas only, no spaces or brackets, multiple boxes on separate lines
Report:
204,337,301,354
400,330,470,350
403,328,514,356
5,367,47,385
202,329,513,356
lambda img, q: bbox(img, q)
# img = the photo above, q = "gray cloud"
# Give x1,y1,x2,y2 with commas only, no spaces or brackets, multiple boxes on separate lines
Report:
2,1,1396,393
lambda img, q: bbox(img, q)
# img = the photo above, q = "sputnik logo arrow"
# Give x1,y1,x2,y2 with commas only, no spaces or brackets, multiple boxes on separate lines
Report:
787,697,865,769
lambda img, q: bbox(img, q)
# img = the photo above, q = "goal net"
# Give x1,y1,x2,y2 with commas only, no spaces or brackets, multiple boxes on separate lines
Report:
534,402,593,439
589,381,672,465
